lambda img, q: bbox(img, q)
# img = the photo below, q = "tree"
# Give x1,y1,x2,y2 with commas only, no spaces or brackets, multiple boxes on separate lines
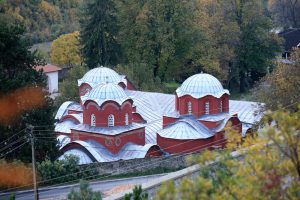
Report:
268,0,300,28
55,64,88,106
51,31,82,67
253,49,300,111
117,0,215,82
228,0,281,92
37,155,97,185
0,20,58,162
156,107,300,199
80,0,120,68
124,185,148,200
68,180,102,200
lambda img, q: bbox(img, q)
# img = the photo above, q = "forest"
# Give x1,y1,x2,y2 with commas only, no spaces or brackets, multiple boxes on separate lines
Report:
1,0,300,94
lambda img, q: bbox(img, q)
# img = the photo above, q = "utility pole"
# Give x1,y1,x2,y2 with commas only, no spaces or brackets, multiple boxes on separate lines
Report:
28,125,39,200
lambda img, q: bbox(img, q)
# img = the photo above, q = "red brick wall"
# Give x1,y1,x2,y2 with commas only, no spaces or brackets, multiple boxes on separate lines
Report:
146,145,163,157
163,116,179,128
157,134,226,154
199,120,220,129
126,77,136,90
79,83,92,96
70,128,145,154
132,113,145,123
83,100,133,127
60,115,80,124
177,94,229,117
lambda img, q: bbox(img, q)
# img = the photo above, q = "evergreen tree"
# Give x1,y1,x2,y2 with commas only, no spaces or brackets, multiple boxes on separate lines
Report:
227,0,281,92
80,0,120,68
0,19,58,162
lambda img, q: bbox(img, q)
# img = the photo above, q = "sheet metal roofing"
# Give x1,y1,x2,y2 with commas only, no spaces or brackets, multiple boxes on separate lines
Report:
71,123,145,136
55,119,78,134
58,149,93,165
78,66,123,88
158,117,214,140
59,140,158,163
176,73,230,98
82,83,131,106
55,101,78,120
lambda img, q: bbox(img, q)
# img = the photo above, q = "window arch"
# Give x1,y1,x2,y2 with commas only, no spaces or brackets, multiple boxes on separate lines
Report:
220,100,223,112
187,101,192,115
91,114,96,127
108,114,114,127
205,102,210,115
125,113,129,125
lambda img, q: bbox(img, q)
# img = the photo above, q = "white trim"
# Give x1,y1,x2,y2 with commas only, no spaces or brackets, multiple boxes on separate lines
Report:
108,114,115,127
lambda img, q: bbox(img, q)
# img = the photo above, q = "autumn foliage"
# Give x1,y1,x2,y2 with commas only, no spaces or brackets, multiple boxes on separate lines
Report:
0,86,46,125
0,160,33,189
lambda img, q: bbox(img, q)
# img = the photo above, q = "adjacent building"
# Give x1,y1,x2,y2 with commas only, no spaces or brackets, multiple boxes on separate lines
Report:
55,66,262,164
35,64,61,93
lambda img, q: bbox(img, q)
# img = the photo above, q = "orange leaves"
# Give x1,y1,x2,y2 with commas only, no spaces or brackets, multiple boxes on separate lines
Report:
0,86,46,125
0,160,33,188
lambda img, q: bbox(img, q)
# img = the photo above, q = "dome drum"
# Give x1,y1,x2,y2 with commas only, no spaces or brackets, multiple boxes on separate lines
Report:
176,73,230,117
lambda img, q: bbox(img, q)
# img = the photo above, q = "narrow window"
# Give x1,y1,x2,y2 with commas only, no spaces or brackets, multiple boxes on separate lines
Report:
91,114,96,127
125,113,129,125
108,114,114,127
188,101,192,114
205,102,210,115
220,101,223,112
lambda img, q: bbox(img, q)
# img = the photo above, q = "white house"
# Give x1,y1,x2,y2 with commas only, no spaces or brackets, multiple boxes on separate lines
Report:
35,64,61,93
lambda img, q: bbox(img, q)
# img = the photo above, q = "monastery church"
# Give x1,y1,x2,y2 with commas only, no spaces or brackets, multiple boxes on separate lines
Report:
55,67,261,164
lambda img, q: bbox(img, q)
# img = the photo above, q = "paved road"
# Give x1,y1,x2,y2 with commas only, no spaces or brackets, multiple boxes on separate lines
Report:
0,174,166,200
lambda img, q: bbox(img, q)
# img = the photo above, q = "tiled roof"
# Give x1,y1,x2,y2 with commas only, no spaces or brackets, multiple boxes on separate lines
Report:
35,64,61,73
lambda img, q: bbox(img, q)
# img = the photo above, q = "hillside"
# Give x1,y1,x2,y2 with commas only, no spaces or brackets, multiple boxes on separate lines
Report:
0,0,87,43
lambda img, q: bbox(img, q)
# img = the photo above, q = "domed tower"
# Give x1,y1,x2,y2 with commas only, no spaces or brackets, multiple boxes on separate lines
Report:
78,66,128,96
175,73,229,117
82,83,133,127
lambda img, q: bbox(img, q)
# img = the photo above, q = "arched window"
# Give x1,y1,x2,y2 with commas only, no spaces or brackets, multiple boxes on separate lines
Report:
108,114,114,127
220,101,223,112
91,114,96,127
125,113,129,125
205,102,210,115
187,101,192,114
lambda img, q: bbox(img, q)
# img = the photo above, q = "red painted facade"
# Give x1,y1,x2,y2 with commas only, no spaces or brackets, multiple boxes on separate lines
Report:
79,83,92,96
176,94,229,116
83,100,133,127
157,133,226,154
158,116,242,154
69,127,145,154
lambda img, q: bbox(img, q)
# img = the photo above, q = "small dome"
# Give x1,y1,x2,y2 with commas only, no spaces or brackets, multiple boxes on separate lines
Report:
83,83,130,106
176,73,229,98
78,66,121,88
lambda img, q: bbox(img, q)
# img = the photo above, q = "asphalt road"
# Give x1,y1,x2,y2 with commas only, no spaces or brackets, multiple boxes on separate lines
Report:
0,174,166,200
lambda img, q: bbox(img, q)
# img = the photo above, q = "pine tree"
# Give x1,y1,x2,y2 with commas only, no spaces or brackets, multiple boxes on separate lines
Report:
80,0,120,68
0,19,58,162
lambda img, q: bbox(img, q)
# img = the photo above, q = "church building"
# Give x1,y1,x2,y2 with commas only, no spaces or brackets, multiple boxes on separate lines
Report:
55,67,261,164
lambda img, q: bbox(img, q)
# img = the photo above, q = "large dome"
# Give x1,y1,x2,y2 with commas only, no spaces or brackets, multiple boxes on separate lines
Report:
176,73,229,98
82,83,130,106
78,66,122,88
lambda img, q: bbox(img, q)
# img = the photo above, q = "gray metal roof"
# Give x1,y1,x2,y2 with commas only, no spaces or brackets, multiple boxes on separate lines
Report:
58,140,158,163
57,135,71,149
78,66,125,88
71,123,145,136
55,119,78,134
229,100,263,124
55,101,78,120
81,83,131,106
58,149,93,165
157,117,214,140
176,73,230,99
